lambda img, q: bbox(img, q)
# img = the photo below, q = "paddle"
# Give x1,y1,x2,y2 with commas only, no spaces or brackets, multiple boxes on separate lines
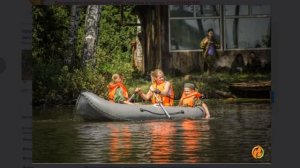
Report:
152,92,171,119
127,93,136,102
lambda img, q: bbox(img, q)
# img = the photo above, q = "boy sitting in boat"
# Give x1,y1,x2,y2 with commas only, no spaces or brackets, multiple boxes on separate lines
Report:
135,69,174,106
178,83,210,119
107,73,132,104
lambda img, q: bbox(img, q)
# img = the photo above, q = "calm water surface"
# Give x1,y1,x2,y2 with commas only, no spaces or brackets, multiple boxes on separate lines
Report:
33,99,271,163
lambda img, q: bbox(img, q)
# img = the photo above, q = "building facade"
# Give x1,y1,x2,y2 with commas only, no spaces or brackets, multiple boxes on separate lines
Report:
133,5,271,74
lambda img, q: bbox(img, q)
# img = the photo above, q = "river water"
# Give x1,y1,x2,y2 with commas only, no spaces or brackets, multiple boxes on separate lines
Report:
33,99,271,163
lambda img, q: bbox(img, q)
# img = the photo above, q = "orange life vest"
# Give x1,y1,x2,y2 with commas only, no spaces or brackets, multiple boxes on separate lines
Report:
151,81,174,106
107,82,129,102
180,91,202,107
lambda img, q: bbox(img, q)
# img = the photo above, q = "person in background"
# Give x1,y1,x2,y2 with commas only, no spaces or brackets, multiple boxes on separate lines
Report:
246,51,261,73
107,73,132,104
231,53,246,73
135,69,174,106
200,28,220,73
178,83,210,119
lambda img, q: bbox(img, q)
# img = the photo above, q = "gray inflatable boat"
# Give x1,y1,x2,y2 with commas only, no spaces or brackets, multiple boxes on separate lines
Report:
76,92,204,121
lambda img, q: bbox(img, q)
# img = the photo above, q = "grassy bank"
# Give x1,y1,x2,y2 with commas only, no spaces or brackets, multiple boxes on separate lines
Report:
125,72,271,101
33,71,271,106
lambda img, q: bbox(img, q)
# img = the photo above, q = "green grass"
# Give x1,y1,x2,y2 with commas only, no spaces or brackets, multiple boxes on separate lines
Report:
125,72,271,99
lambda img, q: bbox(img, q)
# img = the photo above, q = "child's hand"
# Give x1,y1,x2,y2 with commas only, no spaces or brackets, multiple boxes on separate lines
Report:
134,88,141,94
205,113,210,119
123,100,132,104
152,89,161,94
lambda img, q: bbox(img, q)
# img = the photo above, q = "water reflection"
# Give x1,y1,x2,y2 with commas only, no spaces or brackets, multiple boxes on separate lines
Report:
73,119,214,163
33,100,271,163
107,124,132,162
182,120,200,162
149,121,176,163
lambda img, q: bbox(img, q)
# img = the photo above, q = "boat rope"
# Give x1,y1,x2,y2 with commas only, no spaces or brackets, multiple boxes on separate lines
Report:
139,108,184,116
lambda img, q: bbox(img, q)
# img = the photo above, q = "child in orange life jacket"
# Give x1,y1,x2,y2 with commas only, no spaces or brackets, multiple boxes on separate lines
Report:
135,69,174,106
178,83,210,119
107,73,132,104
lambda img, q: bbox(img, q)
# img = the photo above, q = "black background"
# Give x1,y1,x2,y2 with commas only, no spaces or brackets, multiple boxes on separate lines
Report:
0,0,299,167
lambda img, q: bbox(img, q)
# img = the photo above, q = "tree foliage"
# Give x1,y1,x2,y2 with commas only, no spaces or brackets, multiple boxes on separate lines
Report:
33,5,137,105
96,5,136,77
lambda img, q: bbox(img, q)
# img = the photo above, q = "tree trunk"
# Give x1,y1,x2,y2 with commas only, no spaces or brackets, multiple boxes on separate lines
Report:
82,5,101,67
67,5,80,68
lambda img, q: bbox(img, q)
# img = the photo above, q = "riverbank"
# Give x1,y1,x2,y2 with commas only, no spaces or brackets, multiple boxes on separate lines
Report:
126,72,271,101
33,72,271,106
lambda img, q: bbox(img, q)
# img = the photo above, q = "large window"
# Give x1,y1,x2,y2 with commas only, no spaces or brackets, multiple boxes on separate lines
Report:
224,5,271,49
169,5,271,51
169,5,221,51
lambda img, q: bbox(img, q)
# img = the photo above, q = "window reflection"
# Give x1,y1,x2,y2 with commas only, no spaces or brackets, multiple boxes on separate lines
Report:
225,18,271,49
169,5,271,51
251,5,271,15
195,5,220,17
224,5,249,16
170,5,194,17
170,19,220,50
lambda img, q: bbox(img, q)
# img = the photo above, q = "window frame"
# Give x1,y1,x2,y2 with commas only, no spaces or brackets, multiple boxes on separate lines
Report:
168,5,271,52
168,5,222,52
223,5,272,50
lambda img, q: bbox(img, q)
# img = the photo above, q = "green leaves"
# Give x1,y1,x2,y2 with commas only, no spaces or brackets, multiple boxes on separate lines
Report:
33,5,138,106
95,5,137,79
